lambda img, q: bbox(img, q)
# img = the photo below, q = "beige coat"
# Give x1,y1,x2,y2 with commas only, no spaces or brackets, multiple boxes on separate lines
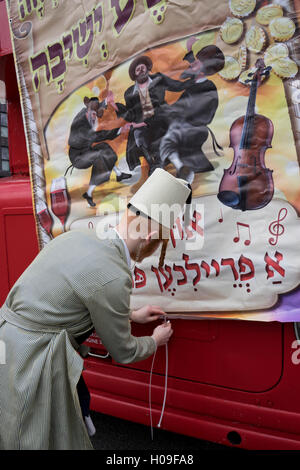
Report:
0,229,156,450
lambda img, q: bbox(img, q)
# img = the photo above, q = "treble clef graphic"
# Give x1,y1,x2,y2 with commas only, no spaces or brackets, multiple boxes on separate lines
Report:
268,208,288,246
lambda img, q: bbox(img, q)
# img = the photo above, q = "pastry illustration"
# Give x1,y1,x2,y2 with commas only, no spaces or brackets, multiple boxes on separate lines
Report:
229,0,256,18
256,4,283,26
220,17,244,44
218,55,242,80
245,25,267,53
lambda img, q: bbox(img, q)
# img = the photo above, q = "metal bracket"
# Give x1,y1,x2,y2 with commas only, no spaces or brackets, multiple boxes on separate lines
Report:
88,351,110,360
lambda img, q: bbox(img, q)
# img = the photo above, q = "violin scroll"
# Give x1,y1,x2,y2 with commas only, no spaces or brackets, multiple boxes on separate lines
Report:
244,61,272,85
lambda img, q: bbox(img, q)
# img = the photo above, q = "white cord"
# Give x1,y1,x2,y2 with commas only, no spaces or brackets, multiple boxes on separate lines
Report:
149,347,157,441
157,342,168,428
149,336,169,439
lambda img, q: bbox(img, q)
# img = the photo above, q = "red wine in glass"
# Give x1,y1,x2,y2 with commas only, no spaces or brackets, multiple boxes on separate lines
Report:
50,177,70,232
36,200,53,238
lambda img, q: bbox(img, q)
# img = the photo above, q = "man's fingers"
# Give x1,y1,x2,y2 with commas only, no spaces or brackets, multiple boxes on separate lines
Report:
148,314,160,322
149,305,166,315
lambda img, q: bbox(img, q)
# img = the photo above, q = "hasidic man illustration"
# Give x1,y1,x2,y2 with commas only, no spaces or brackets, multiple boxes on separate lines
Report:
159,44,225,184
67,95,131,207
108,55,192,176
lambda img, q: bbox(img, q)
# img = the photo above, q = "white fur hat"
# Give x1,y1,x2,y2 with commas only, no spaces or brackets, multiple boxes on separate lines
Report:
128,169,191,230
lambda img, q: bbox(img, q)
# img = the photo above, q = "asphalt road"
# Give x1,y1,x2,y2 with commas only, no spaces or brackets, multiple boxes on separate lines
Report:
89,411,233,451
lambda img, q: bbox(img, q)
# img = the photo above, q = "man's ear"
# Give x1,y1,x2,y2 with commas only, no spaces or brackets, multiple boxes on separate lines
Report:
83,96,90,107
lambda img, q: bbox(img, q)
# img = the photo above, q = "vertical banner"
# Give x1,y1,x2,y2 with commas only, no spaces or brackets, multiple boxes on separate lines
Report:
6,0,300,321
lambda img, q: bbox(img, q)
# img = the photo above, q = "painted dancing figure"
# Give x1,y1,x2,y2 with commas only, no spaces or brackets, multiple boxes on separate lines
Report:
68,96,131,207
160,45,225,184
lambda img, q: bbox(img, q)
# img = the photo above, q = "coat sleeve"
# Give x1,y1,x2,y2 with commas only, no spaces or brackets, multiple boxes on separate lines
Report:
85,276,156,364
68,111,120,149
115,87,138,122
161,73,193,92
91,127,120,143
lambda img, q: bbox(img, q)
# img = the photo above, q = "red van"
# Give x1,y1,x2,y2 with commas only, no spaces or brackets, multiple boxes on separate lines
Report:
1,0,300,449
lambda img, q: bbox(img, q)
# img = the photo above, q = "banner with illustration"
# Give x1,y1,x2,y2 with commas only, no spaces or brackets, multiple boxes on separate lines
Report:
6,0,300,321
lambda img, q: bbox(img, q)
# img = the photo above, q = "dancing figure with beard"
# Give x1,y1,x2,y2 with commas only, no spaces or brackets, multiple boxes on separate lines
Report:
159,45,225,184
68,96,131,207
108,56,192,175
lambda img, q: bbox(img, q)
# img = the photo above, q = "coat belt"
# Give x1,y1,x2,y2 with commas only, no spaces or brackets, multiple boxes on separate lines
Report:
0,303,89,352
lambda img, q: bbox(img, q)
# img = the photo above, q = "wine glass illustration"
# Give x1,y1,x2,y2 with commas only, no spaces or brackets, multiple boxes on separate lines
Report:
50,177,70,232
36,200,53,239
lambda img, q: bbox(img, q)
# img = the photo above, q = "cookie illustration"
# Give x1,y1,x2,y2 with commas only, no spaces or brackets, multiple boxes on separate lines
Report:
218,56,241,80
269,17,296,41
264,43,289,66
256,4,283,25
245,25,266,53
220,17,244,44
229,0,256,18
238,44,248,70
271,57,298,78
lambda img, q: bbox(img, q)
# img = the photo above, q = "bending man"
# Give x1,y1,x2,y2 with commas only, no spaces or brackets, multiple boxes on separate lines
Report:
0,168,191,450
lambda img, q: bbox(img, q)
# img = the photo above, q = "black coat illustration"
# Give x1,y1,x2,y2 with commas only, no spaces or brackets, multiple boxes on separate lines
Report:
68,107,120,187
160,78,221,173
115,72,191,171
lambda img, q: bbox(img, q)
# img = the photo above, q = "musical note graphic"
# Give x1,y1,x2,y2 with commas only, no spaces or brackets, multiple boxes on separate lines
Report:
268,208,287,246
233,222,251,246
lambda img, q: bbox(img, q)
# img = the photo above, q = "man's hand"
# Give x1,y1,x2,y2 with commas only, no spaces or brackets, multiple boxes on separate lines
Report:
106,90,114,104
120,122,132,133
130,121,147,129
106,90,118,111
130,305,166,324
152,321,173,347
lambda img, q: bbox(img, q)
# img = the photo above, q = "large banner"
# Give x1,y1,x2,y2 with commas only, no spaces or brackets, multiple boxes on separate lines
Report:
6,0,300,321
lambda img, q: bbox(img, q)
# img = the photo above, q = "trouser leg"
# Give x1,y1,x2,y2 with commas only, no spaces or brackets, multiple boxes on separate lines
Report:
89,143,118,186
77,375,96,437
70,144,117,187
134,127,162,174
134,128,154,165
160,121,213,176
70,145,117,206
77,375,91,418
181,125,213,173
160,121,183,167
160,122,194,183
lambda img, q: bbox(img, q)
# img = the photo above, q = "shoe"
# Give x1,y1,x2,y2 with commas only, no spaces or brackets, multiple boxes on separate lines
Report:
177,166,194,184
82,192,96,207
84,415,96,437
116,172,132,182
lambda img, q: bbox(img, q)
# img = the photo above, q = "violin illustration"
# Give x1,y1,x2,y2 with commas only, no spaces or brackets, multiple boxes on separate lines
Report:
217,59,274,211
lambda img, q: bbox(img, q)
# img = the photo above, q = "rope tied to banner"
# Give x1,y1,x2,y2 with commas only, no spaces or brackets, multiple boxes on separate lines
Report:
149,316,169,440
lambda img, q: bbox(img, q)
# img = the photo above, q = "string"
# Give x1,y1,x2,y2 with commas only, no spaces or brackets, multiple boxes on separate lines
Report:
148,316,169,439
149,346,157,441
157,341,168,428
